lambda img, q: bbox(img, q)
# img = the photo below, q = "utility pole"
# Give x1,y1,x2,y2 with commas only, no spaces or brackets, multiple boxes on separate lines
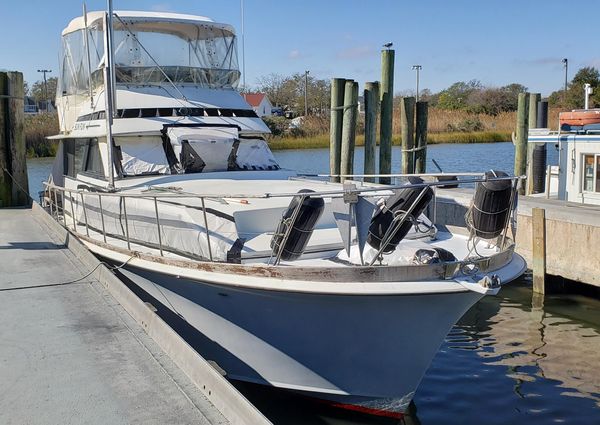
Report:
562,58,568,102
412,65,422,102
304,70,310,116
37,69,52,112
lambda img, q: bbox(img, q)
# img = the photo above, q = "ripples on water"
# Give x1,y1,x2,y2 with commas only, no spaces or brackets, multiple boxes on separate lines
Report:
26,145,598,424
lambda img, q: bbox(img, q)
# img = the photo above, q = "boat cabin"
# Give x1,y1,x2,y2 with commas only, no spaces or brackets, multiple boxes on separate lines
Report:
529,108,600,205
51,10,271,190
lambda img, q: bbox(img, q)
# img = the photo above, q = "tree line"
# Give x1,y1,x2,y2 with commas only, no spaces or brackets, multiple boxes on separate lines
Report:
254,66,600,117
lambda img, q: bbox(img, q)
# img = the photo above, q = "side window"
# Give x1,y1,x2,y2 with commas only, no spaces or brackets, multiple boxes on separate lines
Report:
582,154,600,193
63,140,75,177
596,156,600,193
63,139,105,178
84,139,105,177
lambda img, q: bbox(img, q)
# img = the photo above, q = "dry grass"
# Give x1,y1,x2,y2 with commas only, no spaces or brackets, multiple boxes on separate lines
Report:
269,106,565,150
24,113,59,157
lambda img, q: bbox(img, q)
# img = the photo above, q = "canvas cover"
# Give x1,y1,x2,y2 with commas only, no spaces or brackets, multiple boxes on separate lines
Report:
236,139,280,170
72,192,239,261
117,137,171,176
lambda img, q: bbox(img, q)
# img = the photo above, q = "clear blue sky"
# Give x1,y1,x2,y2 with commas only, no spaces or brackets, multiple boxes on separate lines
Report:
2,0,598,97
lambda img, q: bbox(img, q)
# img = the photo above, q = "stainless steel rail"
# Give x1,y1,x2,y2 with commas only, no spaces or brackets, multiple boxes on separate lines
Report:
42,174,523,267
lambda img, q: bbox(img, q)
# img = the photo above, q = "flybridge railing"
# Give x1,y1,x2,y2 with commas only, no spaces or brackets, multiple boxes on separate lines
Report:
42,173,522,266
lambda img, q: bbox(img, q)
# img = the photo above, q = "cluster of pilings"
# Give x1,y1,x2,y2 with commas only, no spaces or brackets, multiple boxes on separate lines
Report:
329,50,428,184
513,92,549,195
0,71,29,207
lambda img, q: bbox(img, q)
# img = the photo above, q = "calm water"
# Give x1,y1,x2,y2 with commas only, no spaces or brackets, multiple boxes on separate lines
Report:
26,143,598,425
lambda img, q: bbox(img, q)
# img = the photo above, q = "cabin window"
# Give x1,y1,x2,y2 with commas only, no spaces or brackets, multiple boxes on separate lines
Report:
63,139,104,178
84,139,105,177
582,154,600,192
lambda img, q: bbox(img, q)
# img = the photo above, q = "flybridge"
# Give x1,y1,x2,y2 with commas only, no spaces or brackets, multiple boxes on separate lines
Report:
57,10,239,96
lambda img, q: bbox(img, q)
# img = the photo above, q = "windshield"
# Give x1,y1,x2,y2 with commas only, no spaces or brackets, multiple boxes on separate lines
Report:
112,19,240,88
58,17,240,97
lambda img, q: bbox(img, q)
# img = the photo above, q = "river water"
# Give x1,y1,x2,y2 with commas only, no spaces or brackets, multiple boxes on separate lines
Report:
26,143,598,425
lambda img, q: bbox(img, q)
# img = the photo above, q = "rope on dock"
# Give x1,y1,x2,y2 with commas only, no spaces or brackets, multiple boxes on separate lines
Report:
2,166,33,201
0,255,134,292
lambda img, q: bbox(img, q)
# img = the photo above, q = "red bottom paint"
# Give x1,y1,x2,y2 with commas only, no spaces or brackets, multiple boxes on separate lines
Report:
311,397,405,419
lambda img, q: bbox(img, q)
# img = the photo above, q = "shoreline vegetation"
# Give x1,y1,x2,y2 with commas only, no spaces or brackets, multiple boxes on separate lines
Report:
266,106,561,150
24,107,560,158
268,131,511,151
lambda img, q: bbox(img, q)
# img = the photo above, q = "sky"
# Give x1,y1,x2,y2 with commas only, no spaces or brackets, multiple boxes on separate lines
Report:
2,0,599,97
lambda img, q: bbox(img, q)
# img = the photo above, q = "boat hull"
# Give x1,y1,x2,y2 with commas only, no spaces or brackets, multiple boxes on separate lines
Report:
111,261,485,415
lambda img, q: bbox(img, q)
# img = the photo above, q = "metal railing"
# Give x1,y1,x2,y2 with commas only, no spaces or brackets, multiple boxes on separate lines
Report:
42,172,522,267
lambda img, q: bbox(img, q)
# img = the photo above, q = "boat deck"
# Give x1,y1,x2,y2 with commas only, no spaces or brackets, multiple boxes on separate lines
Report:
0,207,254,424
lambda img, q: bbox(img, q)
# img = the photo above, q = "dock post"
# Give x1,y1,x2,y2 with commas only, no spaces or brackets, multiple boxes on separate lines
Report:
514,92,529,195
379,49,394,184
414,101,429,174
364,81,379,183
329,78,346,182
401,97,415,174
526,93,541,195
532,207,546,294
0,71,29,207
340,80,358,182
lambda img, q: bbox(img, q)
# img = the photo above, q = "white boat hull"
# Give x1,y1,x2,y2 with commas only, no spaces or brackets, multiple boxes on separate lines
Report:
111,261,497,415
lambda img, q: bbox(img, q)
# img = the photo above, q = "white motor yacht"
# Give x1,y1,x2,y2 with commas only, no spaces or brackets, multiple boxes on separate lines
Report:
45,9,526,418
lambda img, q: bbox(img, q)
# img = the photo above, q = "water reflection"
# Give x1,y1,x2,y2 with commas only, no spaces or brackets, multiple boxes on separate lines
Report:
413,277,600,425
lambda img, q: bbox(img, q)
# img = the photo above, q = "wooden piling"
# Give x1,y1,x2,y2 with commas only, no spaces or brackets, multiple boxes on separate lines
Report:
414,101,428,174
532,207,546,294
401,97,415,174
0,71,29,207
363,81,379,183
329,78,346,182
379,49,394,184
0,73,9,206
514,92,529,195
526,93,541,195
340,80,358,182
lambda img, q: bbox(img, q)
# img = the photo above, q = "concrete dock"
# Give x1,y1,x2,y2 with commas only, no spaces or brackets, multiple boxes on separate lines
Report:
0,207,270,425
435,188,600,288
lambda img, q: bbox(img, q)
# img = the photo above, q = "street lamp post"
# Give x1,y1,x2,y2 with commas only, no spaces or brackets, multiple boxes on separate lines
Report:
37,69,52,112
304,70,310,116
562,58,568,98
412,65,422,102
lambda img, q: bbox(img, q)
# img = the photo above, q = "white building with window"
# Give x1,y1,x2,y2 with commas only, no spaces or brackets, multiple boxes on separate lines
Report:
529,130,600,205
244,93,273,117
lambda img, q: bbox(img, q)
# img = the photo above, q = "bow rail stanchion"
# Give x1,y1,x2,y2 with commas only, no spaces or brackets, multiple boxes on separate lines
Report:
368,185,431,266
200,197,213,261
153,196,164,257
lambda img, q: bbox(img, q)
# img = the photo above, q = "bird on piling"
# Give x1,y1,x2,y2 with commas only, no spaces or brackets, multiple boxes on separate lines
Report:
383,42,393,49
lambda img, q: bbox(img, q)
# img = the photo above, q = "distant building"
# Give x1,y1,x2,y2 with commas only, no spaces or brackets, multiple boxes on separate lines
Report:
244,93,273,117
24,96,38,114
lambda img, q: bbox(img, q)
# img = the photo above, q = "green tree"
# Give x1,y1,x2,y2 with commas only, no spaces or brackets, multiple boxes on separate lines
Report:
466,83,527,115
31,77,58,104
437,80,482,110
549,66,600,109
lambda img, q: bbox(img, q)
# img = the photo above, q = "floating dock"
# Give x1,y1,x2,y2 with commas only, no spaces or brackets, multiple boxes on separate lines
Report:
0,205,270,425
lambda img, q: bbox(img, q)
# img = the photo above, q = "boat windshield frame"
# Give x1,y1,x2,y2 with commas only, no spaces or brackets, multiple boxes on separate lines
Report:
58,15,240,98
